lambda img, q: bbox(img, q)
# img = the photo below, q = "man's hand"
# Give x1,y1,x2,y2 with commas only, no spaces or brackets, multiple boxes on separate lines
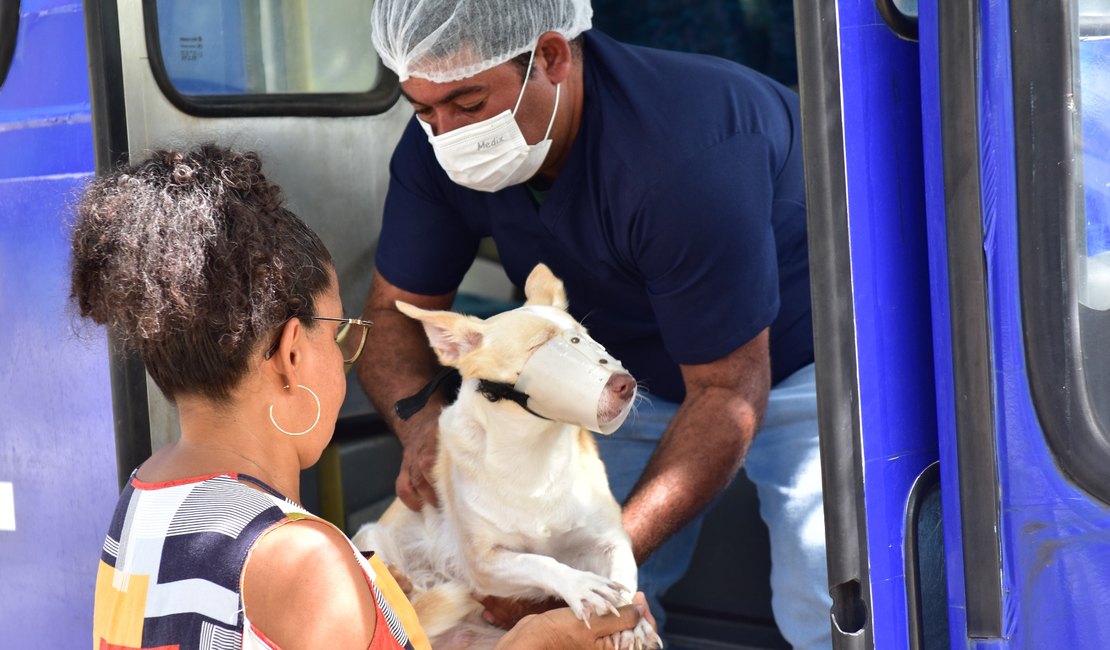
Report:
480,595,564,629
493,592,659,650
356,270,456,512
395,420,440,510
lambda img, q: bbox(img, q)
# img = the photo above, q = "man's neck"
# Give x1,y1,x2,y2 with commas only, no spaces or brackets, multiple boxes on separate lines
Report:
536,61,586,182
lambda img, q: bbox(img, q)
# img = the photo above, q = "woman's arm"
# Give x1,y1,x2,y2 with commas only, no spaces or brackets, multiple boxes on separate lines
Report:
243,519,378,649
495,593,653,650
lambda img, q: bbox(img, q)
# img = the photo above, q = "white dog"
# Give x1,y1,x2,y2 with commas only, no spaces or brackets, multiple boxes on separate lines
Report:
353,264,661,649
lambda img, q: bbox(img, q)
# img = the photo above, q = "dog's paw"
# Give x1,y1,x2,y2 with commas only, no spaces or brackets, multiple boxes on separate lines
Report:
609,618,663,650
555,571,629,623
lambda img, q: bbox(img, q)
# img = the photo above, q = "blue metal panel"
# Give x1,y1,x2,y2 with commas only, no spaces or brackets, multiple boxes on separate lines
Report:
0,121,95,177
0,2,89,113
0,2,117,648
979,2,1110,647
836,1,937,647
0,2,93,179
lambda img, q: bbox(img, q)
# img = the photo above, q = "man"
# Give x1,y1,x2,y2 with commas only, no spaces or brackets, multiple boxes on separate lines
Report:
356,1,830,648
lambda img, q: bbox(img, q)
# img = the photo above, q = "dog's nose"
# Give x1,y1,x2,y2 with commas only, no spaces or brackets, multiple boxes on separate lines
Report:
606,373,636,400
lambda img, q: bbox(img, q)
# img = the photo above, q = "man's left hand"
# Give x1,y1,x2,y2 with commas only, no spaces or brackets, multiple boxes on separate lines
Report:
479,595,564,629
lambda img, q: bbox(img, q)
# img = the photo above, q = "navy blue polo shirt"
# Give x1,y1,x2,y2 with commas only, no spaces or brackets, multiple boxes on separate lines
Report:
376,30,812,403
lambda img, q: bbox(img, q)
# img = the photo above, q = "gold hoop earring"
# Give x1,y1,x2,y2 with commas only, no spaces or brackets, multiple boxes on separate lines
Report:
269,384,321,436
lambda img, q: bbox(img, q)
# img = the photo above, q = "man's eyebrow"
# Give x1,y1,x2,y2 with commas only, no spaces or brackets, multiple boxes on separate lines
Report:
400,85,486,107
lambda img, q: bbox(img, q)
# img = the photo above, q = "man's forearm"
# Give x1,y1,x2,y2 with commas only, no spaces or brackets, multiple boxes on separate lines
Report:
355,306,444,443
621,385,762,563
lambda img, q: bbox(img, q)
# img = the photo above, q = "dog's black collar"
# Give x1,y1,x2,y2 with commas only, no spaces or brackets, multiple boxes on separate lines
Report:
394,367,551,422
476,379,552,421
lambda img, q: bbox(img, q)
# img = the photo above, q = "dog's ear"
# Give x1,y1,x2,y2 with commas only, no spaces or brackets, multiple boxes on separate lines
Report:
396,300,484,365
523,263,569,310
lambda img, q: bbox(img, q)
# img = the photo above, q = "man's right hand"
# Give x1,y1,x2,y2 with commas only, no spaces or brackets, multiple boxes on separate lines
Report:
357,269,457,512
396,420,440,510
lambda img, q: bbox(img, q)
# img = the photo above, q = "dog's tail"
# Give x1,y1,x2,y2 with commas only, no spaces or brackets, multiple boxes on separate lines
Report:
411,583,484,639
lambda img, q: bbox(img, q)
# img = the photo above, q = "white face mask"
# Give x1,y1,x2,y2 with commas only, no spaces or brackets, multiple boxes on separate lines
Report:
418,49,560,193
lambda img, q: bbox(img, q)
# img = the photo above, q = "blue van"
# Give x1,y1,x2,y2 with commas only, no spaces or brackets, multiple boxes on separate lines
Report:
2,2,1109,648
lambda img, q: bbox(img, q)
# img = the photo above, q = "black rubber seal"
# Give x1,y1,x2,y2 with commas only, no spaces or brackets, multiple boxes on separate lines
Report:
795,0,869,646
0,1,18,89
86,0,154,490
938,0,1003,638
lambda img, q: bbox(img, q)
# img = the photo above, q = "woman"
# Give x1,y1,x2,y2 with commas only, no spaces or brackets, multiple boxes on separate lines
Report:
78,145,647,649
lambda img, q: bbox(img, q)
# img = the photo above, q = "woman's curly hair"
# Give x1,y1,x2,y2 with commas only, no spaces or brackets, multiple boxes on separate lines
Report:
70,144,333,401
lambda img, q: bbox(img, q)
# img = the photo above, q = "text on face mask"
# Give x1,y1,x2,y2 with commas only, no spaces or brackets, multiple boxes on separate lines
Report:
477,135,508,151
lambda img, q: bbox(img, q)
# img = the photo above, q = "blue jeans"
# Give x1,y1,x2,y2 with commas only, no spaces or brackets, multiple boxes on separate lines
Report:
596,363,831,650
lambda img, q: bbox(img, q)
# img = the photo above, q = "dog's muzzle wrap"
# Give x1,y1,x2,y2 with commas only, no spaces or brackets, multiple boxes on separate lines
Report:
394,328,635,435
514,329,634,435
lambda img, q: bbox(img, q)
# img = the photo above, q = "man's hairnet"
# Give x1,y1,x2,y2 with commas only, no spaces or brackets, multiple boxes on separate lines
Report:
371,0,593,83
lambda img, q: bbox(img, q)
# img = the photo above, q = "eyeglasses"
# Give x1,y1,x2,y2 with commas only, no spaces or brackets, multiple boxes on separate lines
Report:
313,316,373,369
263,316,373,371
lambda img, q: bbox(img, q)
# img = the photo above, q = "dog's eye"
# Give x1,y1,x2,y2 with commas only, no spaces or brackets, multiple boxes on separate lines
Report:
570,337,580,344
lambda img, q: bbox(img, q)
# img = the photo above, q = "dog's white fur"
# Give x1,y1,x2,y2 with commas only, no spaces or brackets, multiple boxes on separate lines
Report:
353,264,659,649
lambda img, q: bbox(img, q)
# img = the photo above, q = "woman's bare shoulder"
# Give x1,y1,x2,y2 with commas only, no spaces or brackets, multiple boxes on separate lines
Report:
243,518,378,649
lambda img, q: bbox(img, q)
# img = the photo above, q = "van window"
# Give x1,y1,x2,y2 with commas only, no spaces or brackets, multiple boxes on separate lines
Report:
0,1,17,89
875,0,918,40
893,0,918,17
1077,4,1110,432
1019,0,1110,505
146,0,395,116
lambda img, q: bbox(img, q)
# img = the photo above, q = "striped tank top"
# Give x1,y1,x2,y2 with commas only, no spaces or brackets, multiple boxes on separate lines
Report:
92,471,430,650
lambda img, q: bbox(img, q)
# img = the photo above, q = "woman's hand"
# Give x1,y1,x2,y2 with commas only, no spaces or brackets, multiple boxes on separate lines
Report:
494,592,659,650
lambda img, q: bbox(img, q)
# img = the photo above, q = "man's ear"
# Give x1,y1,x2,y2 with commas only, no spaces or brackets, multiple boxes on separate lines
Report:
396,300,484,366
523,263,569,310
536,31,573,85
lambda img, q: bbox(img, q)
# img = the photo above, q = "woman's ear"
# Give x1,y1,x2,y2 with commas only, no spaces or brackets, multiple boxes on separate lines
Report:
536,31,573,85
266,318,304,389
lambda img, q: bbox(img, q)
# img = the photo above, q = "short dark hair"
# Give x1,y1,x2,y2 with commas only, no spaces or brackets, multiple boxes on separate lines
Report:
507,35,584,79
70,144,333,402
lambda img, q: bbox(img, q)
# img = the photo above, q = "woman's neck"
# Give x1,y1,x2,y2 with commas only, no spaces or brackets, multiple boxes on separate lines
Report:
138,396,303,504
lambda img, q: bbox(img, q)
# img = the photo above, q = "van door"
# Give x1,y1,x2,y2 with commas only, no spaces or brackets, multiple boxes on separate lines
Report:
920,0,1110,647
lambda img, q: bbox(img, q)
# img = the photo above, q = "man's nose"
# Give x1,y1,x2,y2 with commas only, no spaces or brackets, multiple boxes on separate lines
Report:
429,111,469,137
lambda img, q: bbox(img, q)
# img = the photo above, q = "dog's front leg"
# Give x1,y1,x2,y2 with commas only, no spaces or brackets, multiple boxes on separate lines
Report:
471,547,629,624
599,540,664,649
601,539,638,599
581,536,657,647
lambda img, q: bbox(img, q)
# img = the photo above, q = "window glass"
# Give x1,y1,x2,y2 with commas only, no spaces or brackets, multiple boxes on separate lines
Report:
154,0,379,95
892,0,918,18
1077,0,1110,429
